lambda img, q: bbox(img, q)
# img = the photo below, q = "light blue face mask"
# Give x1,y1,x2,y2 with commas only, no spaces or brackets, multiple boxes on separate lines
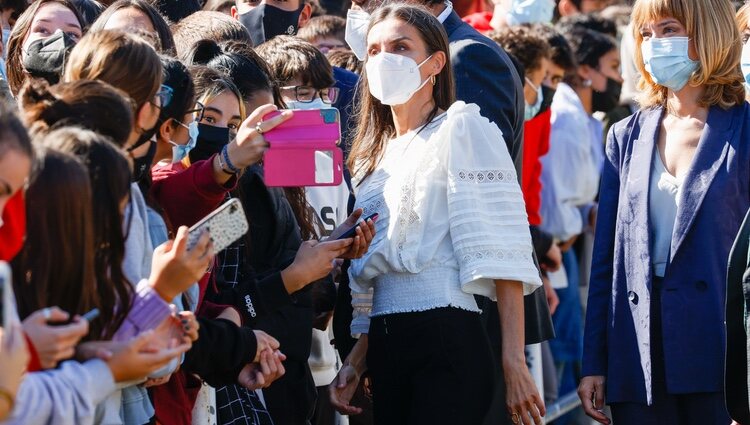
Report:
641,37,698,91
286,97,329,110
170,120,198,163
524,77,543,121
506,0,555,26
741,41,750,90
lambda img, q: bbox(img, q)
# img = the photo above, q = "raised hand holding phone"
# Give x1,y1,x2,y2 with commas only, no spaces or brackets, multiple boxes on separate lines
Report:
328,209,377,259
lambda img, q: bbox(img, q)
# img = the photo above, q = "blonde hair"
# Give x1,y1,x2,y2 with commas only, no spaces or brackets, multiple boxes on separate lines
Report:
736,2,750,37
631,0,745,109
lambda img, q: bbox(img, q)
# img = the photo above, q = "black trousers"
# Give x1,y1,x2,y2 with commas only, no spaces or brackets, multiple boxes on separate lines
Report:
367,307,495,425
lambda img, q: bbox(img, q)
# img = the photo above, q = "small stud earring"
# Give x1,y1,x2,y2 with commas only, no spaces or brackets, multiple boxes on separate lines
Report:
583,78,592,88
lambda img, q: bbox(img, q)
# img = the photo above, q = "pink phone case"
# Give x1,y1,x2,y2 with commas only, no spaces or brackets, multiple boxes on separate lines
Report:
262,108,343,187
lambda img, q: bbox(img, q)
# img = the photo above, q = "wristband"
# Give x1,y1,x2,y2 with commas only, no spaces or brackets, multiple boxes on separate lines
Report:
216,150,236,175
221,145,241,174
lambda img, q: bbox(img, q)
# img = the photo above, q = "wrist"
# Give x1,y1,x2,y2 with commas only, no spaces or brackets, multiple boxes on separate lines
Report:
150,277,177,302
501,352,527,369
280,265,305,294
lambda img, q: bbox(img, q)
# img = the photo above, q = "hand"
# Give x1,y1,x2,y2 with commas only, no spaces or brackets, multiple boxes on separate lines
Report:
150,226,214,301
327,209,376,259
76,339,129,361
542,276,559,315
227,104,293,169
0,323,30,397
503,358,545,425
22,307,89,369
541,243,561,272
143,374,172,388
253,330,280,363
578,375,610,424
105,331,191,383
178,311,199,342
329,364,363,415
281,238,354,293
238,349,287,390
558,235,578,253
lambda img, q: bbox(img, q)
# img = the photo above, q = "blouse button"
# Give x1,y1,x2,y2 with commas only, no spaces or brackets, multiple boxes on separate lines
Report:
628,291,639,305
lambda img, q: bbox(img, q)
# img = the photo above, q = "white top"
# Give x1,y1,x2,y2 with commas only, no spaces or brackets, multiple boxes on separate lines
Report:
648,148,683,277
349,101,542,336
539,83,602,241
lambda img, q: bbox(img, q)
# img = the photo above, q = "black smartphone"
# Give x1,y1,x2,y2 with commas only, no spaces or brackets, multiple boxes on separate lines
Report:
336,213,378,240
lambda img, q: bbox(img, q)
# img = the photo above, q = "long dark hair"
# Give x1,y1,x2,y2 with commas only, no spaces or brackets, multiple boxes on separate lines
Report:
41,127,134,338
11,147,104,339
347,4,455,183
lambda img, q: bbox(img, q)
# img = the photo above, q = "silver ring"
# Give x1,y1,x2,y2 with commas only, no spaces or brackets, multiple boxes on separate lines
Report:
255,122,264,135
42,307,52,320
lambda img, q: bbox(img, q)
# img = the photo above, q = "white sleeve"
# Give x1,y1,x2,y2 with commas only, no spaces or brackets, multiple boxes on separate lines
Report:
443,104,542,299
6,360,116,425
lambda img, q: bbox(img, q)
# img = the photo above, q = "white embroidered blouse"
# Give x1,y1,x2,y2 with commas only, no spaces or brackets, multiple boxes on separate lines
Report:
349,101,542,336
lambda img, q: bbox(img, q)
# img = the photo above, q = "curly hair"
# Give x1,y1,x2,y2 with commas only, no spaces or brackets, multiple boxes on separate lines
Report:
488,25,551,74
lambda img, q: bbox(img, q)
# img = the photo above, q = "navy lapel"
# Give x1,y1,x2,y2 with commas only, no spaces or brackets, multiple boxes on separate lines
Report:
623,107,662,290
669,105,735,261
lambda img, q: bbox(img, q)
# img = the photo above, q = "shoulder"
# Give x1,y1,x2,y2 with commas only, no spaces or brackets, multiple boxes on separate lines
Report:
333,66,359,89
444,101,497,132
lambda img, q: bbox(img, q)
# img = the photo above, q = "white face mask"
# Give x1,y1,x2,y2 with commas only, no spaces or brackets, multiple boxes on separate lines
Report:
286,97,329,110
366,52,433,106
345,9,370,61
524,77,543,121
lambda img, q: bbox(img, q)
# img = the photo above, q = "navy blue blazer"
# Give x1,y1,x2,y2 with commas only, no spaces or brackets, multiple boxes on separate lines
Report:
582,102,750,404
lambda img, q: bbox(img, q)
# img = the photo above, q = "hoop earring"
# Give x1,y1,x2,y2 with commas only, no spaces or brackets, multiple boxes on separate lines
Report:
430,75,436,85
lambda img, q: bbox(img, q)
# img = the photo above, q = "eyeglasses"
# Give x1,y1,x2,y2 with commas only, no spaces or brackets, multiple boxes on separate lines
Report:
153,84,174,109
279,85,340,104
187,102,205,122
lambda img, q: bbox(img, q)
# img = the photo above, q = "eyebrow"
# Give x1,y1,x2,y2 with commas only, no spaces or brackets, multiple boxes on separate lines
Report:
389,36,412,43
656,19,679,28
36,18,81,29
204,106,224,117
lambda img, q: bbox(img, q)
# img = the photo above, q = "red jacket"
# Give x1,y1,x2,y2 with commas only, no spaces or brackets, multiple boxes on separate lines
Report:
522,109,551,227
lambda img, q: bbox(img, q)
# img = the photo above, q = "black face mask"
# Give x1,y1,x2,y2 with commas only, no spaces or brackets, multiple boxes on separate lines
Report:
238,4,304,46
130,138,157,183
592,77,622,114
22,30,76,85
189,124,230,164
538,85,556,116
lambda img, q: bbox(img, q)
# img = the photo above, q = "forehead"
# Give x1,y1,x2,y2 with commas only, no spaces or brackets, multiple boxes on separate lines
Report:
105,8,155,33
32,2,80,28
367,17,417,43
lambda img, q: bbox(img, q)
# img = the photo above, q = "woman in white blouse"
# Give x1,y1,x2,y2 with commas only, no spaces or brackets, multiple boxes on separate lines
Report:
328,4,543,425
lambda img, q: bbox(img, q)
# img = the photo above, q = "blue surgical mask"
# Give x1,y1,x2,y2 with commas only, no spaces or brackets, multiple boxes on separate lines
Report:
170,120,198,163
641,37,698,91
286,97,329,110
506,0,555,25
741,41,750,90
524,77,543,121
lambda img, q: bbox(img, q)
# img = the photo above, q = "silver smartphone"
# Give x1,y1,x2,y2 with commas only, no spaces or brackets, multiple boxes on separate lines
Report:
187,198,249,253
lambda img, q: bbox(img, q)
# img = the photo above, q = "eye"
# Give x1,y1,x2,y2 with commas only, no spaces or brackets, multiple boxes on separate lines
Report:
395,43,407,51
228,122,239,131
202,116,216,124
67,31,81,42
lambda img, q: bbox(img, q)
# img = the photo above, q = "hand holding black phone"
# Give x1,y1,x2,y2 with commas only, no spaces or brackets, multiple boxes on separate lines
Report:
336,213,379,240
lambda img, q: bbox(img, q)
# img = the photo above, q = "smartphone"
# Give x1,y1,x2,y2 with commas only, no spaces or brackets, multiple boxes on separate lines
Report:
47,307,100,327
187,198,249,253
336,213,378,240
262,108,343,187
0,261,18,332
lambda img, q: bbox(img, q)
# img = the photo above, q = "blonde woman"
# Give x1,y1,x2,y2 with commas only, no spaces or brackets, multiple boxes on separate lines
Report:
578,0,749,423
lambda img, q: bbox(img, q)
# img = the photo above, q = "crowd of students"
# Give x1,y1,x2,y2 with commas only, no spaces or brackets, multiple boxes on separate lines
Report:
1,0,750,424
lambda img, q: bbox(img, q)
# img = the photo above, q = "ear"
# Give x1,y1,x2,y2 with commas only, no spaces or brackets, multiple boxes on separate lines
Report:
578,64,593,82
298,3,312,29
158,118,174,143
558,0,578,17
231,5,239,19
431,51,447,77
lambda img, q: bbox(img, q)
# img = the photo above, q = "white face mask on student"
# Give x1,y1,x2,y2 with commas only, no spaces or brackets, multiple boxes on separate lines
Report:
366,52,433,106
286,97,329,110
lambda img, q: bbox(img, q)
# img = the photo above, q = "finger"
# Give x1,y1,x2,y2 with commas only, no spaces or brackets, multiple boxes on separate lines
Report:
345,209,363,225
189,231,211,257
254,370,266,388
33,306,69,323
266,351,279,376
172,226,190,255
55,346,76,362
533,394,545,417
593,382,605,410
130,330,157,351
319,238,354,251
259,109,293,132
243,104,278,127
259,351,272,376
